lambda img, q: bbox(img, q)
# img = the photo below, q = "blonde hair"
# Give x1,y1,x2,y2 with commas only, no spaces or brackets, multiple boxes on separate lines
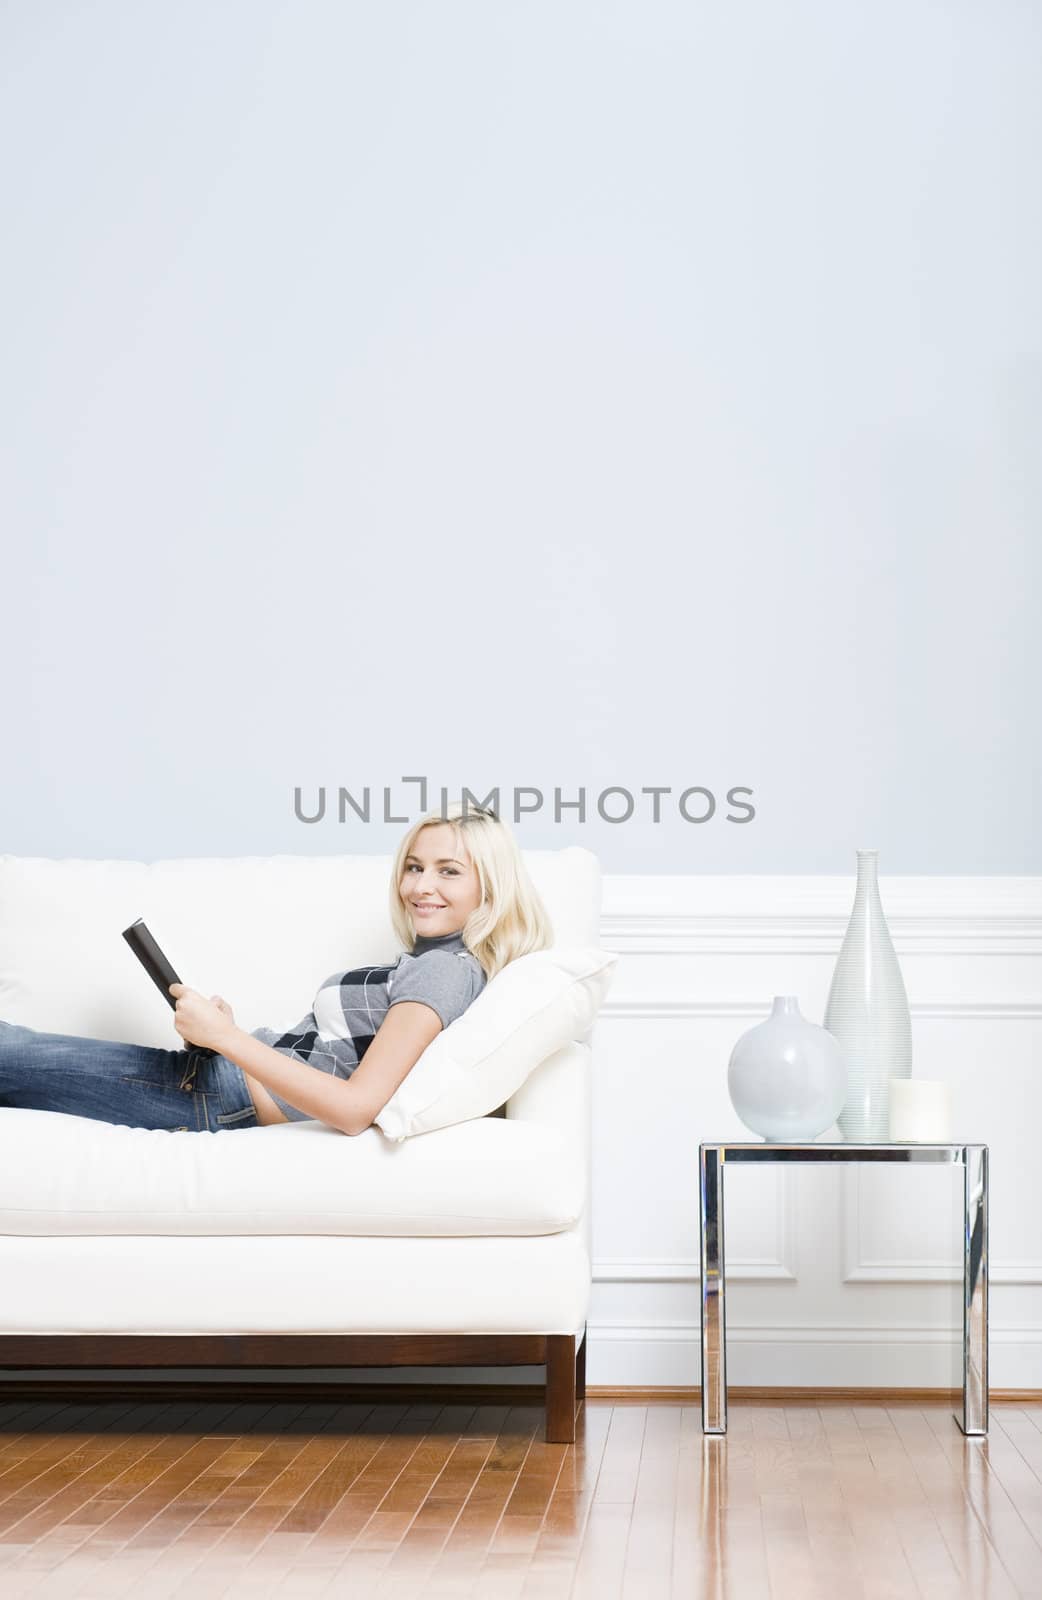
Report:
389,802,554,979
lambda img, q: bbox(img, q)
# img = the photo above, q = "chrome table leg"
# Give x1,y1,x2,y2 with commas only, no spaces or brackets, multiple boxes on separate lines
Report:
700,1144,727,1435
959,1144,989,1436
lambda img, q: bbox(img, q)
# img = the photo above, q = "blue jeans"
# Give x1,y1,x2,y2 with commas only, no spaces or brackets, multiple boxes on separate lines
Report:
0,1021,260,1132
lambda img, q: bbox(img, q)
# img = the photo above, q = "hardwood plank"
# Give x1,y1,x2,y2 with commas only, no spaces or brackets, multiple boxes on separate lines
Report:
566,1408,651,1600
855,1404,968,1597
0,1400,145,1503
0,1400,174,1541
237,1401,449,1598
886,1405,1021,1599
591,1406,646,1506
189,1401,445,1598
0,1399,248,1597
121,1401,342,1600
782,1404,863,1598
475,1413,571,1598
922,1403,1042,1597
372,1405,530,1599
749,1402,820,1600
422,1406,542,1598
568,1502,630,1600
993,1405,1042,1488
51,1398,306,1600
0,1399,224,1579
0,1402,87,1463
299,1401,445,1591
267,1403,451,1598
817,1404,920,1596
522,1400,612,1588
709,1404,771,1598
58,1400,315,1600
964,1398,1042,1550
619,1405,681,1600
149,1401,362,1600
669,1404,720,1600
213,1401,456,1600
207,1407,386,1599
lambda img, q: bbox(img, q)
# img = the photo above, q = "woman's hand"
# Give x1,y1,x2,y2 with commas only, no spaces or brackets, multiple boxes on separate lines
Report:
169,984,236,1052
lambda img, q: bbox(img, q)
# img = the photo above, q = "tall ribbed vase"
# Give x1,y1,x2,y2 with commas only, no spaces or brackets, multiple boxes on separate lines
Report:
825,850,911,1141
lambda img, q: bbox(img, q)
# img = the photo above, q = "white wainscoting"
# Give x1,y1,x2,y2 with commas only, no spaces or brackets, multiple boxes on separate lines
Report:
589,874,1042,1390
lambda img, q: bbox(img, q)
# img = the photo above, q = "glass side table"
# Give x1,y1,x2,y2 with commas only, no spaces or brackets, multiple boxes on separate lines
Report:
699,1142,988,1437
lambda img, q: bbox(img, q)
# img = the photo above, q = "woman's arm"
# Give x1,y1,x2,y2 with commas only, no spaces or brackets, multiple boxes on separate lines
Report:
169,985,443,1135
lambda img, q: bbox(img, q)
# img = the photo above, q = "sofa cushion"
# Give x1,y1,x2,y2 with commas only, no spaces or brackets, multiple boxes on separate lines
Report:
375,946,617,1141
0,1233,590,1333
0,1108,582,1237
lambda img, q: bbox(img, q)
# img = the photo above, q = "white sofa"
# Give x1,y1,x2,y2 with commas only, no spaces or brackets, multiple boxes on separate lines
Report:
0,847,602,1442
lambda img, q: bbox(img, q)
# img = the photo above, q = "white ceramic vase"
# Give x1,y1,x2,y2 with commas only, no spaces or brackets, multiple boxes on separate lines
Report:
727,996,847,1142
825,849,912,1141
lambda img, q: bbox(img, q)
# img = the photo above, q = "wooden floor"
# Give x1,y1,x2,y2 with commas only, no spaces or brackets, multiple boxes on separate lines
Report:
0,1396,1040,1598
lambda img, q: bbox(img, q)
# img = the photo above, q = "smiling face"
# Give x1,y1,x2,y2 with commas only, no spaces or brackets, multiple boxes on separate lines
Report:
399,822,483,939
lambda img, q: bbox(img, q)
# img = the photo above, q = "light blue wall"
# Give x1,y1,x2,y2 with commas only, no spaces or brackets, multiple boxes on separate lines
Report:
2,1,1039,871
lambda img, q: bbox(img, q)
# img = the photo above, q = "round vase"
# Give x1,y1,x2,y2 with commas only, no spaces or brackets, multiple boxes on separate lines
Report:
825,849,912,1141
727,996,847,1142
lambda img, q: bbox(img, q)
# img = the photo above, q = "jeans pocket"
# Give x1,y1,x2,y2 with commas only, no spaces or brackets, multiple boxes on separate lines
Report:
216,1104,257,1127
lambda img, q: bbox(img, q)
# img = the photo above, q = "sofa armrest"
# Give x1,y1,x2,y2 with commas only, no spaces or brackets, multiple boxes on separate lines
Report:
506,1039,592,1268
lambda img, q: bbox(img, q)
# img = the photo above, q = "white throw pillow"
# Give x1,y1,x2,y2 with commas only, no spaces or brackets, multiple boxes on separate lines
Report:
374,946,618,1141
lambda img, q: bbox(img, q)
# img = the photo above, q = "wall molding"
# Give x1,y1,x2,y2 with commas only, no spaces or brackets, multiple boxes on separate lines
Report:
596,1170,796,1283
590,1322,1042,1345
596,1166,796,1284
840,1261,1042,1287
840,1167,1042,1286
600,998,1042,1021
601,874,1042,958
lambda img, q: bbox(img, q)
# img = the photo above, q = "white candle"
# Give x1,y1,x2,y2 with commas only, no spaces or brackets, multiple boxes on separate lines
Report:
889,1078,953,1142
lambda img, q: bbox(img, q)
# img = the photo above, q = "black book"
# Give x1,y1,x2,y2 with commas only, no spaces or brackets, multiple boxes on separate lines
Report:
121,918,216,1057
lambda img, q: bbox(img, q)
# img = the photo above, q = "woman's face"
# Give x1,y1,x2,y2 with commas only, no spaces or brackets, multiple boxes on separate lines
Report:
400,823,483,938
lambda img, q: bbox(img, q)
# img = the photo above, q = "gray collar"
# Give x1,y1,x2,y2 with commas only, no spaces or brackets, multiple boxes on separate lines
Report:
410,928,468,956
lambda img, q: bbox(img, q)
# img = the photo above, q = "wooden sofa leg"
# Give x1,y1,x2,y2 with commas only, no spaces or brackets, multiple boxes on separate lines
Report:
575,1323,587,1402
546,1334,577,1443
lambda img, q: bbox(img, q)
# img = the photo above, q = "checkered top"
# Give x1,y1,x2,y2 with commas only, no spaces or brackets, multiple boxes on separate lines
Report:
249,929,486,1122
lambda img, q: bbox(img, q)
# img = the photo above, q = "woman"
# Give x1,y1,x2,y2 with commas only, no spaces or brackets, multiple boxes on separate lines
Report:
0,805,553,1136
